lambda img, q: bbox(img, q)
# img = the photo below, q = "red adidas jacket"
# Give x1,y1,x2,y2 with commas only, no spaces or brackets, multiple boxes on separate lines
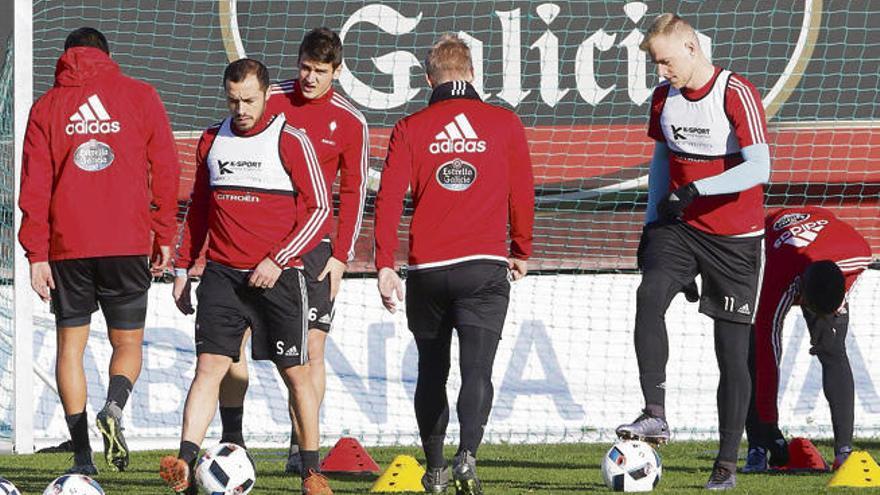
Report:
753,207,872,423
374,81,534,271
19,47,180,262
267,81,369,263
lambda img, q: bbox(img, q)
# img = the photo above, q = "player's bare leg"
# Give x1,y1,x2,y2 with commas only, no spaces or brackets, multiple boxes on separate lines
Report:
307,330,328,407
97,327,144,472
281,364,331,494
57,324,98,475
219,329,250,448
56,325,90,418
161,353,234,493
286,329,327,474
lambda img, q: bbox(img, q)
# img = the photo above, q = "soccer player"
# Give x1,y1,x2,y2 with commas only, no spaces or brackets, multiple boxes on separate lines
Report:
215,27,369,474
614,14,771,490
742,207,872,473
159,59,332,495
374,34,534,495
18,27,179,475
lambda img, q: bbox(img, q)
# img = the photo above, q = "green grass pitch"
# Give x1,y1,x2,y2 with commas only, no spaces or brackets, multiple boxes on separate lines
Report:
1,441,878,493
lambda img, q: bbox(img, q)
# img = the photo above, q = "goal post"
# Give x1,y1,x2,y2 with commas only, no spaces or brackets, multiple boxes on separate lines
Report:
10,0,34,455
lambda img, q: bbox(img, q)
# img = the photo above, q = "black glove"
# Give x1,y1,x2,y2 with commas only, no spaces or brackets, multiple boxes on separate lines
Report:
681,279,700,303
657,182,699,221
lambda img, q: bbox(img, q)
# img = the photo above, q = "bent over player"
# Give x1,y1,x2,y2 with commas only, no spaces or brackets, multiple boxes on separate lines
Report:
614,14,770,490
216,28,369,475
743,207,873,473
19,27,179,474
374,34,534,495
159,59,332,495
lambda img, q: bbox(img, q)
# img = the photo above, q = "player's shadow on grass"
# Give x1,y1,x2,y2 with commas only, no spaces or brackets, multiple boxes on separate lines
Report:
505,480,607,491
478,458,591,470
661,465,705,474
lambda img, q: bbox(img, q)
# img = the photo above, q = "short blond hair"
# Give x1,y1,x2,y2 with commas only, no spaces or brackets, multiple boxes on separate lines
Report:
425,33,473,83
640,13,695,51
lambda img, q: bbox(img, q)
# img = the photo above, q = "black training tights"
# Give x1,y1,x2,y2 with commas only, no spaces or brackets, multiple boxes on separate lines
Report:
715,319,752,466
414,326,501,469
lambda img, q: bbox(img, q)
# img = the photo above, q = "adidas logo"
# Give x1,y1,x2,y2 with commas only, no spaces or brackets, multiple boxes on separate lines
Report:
774,220,829,249
65,94,121,135
284,346,299,357
737,303,751,315
429,113,487,154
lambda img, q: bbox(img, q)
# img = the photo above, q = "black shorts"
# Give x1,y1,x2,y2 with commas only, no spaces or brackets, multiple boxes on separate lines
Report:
639,222,764,324
194,262,308,369
50,255,151,329
405,261,511,339
301,240,334,332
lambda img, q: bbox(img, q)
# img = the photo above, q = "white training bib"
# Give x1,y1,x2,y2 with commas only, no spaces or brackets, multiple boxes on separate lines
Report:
206,115,294,193
660,70,740,158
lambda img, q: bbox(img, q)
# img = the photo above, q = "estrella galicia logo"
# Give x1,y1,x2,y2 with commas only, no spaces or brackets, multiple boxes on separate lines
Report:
217,159,261,175
435,158,477,191
73,139,115,172
671,125,686,140
772,212,810,231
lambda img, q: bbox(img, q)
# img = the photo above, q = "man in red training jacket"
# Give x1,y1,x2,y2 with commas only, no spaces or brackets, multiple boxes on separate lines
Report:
19,27,180,475
374,34,534,495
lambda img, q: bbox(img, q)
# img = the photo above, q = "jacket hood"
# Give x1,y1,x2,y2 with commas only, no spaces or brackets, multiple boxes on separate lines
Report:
54,47,121,87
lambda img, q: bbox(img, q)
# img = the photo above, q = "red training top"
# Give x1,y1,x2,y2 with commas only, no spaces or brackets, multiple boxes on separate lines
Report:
267,80,369,263
176,112,329,270
753,206,872,423
648,67,767,236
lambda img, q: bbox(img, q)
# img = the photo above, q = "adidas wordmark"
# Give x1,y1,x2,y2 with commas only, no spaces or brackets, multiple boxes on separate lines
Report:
65,94,121,135
429,113,486,154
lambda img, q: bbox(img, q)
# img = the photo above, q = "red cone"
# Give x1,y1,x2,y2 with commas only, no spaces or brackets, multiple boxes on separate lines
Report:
320,437,381,475
775,437,829,472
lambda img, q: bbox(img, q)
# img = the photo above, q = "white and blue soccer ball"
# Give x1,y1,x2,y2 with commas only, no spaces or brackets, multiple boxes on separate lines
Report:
42,474,105,495
0,477,21,495
195,443,256,495
601,440,662,492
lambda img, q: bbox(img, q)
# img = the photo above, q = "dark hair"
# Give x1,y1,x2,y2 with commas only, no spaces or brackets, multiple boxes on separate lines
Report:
298,28,343,68
223,58,270,90
802,260,846,315
64,27,109,54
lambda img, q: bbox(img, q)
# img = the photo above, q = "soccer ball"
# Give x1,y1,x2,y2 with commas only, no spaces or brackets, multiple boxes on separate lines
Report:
42,474,105,495
601,440,662,492
0,477,21,495
195,443,256,495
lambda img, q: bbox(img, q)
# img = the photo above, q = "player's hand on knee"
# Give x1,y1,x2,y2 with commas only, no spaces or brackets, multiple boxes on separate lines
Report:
658,182,699,220
172,274,194,315
29,261,55,302
318,256,347,300
809,323,840,356
508,258,528,281
249,257,283,289
377,267,404,313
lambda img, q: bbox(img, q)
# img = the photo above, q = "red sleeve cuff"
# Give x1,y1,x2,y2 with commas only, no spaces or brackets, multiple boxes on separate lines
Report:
27,253,49,263
332,246,350,263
